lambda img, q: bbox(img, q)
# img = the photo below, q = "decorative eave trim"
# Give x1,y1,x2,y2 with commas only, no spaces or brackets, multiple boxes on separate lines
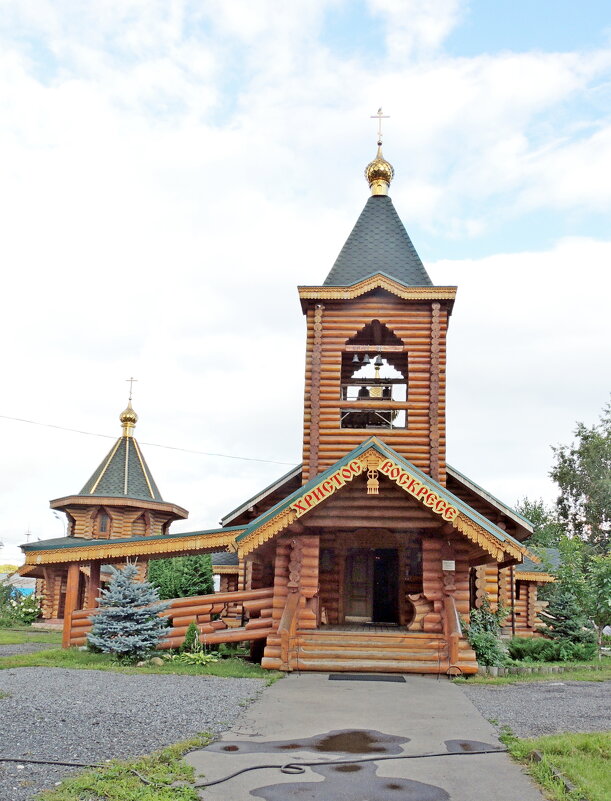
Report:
515,571,555,583
213,565,240,575
22,531,237,566
50,495,189,519
298,275,456,310
236,438,527,562
446,464,534,534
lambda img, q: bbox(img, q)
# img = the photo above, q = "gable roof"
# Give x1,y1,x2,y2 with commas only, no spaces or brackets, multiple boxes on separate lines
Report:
221,464,302,526
446,464,534,536
79,435,163,502
323,195,433,287
234,437,529,561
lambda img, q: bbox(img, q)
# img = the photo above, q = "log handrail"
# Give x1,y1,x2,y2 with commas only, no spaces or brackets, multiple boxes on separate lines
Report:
444,594,462,670
278,591,301,669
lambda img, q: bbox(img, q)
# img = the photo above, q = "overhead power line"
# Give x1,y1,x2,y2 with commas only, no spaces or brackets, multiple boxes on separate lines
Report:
0,414,296,467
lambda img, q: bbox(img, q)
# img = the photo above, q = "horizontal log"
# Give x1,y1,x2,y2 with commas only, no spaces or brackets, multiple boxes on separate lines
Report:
245,616,274,630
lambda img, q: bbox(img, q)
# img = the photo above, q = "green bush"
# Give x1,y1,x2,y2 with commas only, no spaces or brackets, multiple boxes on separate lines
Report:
181,621,200,653
508,636,596,663
464,596,508,666
0,582,40,625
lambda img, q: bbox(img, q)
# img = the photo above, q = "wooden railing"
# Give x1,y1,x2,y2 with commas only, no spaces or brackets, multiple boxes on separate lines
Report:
66,586,275,649
443,594,462,672
278,591,301,669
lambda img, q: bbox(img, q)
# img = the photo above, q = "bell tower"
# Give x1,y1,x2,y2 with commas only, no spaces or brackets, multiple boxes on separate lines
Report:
298,128,457,485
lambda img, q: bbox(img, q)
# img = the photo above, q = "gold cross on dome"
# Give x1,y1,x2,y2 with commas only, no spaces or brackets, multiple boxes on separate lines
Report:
370,107,390,144
126,376,138,401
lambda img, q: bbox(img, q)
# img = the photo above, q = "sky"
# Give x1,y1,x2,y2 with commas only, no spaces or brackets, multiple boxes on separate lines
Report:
1,0,610,565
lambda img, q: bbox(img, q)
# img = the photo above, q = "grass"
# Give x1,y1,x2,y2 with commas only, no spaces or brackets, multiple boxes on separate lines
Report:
454,664,611,685
37,733,213,801
0,626,62,646
502,731,611,801
0,646,283,681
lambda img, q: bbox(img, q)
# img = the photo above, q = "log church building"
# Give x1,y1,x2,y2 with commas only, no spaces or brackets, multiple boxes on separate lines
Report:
19,130,553,675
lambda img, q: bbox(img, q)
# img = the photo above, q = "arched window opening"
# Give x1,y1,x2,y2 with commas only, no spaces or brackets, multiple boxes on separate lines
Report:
95,510,111,539
340,320,407,429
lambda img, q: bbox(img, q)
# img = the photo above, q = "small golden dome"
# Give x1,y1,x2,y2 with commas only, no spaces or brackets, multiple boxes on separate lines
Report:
365,145,394,195
119,401,138,435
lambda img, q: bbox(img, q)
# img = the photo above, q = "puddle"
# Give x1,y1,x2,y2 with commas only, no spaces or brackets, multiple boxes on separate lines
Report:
251,759,450,801
208,729,408,755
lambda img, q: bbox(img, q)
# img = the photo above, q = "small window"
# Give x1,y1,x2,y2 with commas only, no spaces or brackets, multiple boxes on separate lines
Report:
99,514,109,533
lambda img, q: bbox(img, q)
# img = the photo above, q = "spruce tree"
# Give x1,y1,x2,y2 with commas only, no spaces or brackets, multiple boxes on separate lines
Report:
88,562,170,660
539,589,596,646
181,555,214,596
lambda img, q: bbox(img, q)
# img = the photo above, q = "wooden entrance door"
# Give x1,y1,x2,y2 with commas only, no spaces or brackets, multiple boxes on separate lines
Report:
344,549,374,622
344,548,400,624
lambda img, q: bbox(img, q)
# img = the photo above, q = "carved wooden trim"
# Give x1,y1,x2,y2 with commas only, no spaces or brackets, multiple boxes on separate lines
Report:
429,302,440,481
308,303,324,480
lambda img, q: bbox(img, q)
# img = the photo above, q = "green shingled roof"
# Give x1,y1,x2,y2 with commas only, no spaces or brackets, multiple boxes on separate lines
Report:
79,435,163,502
516,547,561,574
324,195,433,287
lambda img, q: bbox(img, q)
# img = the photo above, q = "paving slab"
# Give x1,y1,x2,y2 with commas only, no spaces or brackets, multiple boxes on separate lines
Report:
187,673,545,800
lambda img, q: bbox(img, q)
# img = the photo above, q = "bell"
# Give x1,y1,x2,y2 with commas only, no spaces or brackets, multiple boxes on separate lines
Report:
374,354,383,366
363,354,371,365
352,354,360,363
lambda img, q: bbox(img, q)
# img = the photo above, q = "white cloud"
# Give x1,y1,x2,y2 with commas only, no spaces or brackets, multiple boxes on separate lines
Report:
0,1,610,564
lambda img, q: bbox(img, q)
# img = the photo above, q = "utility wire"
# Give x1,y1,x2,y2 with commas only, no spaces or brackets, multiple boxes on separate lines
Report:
0,414,296,467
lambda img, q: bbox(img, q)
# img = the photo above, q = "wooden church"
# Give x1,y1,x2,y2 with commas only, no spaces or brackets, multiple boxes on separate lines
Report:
20,133,553,675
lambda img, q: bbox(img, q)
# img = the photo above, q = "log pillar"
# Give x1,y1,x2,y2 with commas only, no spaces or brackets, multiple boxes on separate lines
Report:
62,563,81,648
87,562,101,609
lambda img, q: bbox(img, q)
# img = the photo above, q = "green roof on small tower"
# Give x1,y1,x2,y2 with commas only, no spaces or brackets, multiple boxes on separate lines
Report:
324,131,432,288
79,402,163,502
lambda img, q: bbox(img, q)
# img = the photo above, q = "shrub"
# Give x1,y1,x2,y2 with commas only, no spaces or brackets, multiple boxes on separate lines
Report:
508,636,596,663
464,596,508,666
181,621,200,653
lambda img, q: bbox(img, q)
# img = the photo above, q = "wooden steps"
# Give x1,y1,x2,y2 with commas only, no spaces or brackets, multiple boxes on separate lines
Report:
261,627,477,675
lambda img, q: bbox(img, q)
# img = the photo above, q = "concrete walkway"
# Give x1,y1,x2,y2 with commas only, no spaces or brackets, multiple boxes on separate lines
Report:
187,673,545,800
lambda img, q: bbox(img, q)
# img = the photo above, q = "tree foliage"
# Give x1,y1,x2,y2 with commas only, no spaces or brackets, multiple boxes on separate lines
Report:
88,562,169,660
550,402,611,553
515,497,564,547
148,555,214,600
584,555,611,654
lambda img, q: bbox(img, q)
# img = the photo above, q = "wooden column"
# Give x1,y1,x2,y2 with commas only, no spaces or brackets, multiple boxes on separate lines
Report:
429,301,440,481
307,303,324,481
62,563,81,648
87,562,101,609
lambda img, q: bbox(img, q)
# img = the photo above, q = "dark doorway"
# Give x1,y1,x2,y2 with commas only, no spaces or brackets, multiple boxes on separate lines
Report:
372,549,399,624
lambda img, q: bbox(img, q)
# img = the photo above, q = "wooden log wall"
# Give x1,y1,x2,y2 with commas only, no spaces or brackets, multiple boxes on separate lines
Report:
474,564,499,610
301,293,450,484
66,587,275,649
58,505,173,540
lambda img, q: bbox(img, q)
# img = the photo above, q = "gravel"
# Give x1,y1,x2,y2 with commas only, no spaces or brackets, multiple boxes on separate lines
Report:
0,667,266,801
460,680,611,738
0,643,58,657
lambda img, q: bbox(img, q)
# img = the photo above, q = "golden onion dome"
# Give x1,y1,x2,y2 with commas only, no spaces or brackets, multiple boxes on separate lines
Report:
119,401,138,435
365,145,394,195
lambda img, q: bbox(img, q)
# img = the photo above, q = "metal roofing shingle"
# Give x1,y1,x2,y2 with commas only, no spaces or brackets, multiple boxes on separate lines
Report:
79,436,163,502
516,547,560,574
211,551,239,567
323,195,432,287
